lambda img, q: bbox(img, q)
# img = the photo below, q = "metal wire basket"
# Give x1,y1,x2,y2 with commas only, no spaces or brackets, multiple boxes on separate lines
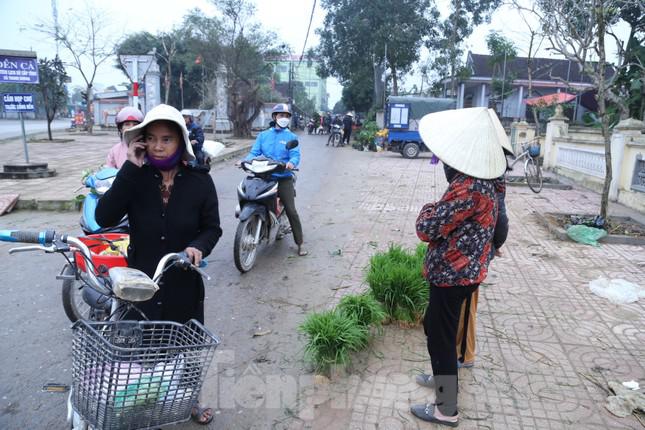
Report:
71,319,219,430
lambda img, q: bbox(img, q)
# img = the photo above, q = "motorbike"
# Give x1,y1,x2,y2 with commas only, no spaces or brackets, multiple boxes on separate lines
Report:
61,168,130,323
234,140,299,273
327,124,344,147
80,167,128,235
0,229,218,430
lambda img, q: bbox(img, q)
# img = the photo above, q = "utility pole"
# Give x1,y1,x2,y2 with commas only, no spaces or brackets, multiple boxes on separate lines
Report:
500,51,507,117
383,42,387,111
51,0,59,57
288,59,294,104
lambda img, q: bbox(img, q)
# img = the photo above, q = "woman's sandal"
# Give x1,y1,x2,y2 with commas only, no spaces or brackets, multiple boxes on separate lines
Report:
297,246,308,256
191,404,214,425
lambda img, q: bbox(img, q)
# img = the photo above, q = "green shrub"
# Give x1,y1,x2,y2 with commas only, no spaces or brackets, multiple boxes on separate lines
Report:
356,120,380,151
299,310,369,372
337,293,387,328
366,244,428,324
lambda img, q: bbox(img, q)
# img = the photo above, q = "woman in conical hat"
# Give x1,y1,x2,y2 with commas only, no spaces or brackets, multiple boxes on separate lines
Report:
411,108,507,427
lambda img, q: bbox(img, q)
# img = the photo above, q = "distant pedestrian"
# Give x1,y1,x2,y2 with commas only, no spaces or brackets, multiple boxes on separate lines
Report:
342,112,353,145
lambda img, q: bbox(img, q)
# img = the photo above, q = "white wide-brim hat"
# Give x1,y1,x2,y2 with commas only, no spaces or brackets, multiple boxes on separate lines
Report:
419,107,509,179
124,104,195,161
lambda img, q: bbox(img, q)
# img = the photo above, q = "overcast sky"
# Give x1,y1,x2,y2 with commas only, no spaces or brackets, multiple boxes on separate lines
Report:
1,0,629,107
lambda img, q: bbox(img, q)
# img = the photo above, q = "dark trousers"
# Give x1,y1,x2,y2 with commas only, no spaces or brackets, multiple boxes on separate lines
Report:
278,177,303,245
343,127,352,144
423,284,479,416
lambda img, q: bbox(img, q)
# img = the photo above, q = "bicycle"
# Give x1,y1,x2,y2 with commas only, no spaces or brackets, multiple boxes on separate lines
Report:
509,138,543,193
0,229,220,430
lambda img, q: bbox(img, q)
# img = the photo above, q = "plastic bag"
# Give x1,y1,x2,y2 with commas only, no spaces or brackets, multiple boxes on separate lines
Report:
589,277,645,304
566,224,607,246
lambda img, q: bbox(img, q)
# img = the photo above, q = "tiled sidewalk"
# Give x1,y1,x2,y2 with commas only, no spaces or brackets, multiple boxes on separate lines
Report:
298,152,645,429
0,130,253,207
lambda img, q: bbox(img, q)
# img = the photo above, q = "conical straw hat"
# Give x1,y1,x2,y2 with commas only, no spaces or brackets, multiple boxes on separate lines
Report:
488,109,514,156
419,107,507,179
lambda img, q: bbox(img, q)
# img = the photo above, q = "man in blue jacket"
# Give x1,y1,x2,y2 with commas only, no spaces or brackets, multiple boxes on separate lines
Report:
244,103,307,256
182,110,205,166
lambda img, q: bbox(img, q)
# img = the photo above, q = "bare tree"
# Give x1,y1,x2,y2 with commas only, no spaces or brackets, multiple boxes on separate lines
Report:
157,32,179,105
34,4,114,134
517,0,640,219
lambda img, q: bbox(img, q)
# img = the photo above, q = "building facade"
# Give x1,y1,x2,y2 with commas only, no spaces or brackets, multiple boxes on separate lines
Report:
273,56,328,112
444,52,612,123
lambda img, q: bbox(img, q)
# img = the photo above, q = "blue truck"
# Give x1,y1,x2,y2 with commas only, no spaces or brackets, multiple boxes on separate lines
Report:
385,96,456,158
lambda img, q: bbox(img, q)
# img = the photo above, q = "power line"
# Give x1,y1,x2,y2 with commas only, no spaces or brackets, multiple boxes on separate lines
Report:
298,0,317,67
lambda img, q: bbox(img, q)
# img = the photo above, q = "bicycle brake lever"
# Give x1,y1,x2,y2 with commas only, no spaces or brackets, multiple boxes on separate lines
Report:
192,265,211,281
9,245,56,254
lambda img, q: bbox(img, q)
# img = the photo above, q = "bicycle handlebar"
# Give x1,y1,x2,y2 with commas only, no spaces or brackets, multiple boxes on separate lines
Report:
0,230,109,296
152,252,211,283
1,231,211,295
0,229,60,245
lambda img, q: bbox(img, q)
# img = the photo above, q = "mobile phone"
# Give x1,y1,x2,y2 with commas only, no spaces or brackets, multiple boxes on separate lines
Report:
134,141,147,157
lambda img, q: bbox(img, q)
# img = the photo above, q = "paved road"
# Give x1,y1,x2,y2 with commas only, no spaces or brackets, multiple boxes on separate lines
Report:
0,119,69,140
0,132,377,429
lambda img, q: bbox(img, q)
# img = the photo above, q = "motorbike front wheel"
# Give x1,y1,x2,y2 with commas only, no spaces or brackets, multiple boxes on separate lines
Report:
61,264,93,323
234,215,262,273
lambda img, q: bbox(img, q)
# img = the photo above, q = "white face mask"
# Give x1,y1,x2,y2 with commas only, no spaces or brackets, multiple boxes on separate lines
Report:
276,117,290,128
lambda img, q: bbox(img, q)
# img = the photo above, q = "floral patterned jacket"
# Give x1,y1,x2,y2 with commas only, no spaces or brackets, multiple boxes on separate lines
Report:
416,173,501,287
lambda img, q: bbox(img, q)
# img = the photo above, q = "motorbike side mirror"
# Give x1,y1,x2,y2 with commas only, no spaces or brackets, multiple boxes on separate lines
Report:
286,140,299,150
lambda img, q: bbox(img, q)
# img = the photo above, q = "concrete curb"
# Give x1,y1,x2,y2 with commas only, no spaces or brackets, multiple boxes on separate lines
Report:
11,142,255,212
210,143,254,165
15,199,82,212
534,211,645,246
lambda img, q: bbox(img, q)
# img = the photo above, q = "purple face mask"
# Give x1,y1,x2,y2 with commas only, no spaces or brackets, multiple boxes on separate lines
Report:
146,146,184,171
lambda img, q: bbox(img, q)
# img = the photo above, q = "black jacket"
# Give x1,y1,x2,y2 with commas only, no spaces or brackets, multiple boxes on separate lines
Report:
342,115,353,129
96,161,222,323
187,122,205,148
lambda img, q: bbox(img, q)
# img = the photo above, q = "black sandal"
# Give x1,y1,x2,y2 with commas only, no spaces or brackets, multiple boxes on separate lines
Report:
191,404,214,425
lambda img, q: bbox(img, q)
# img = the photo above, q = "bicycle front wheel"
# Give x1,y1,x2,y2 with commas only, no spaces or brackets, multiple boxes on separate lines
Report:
524,157,543,193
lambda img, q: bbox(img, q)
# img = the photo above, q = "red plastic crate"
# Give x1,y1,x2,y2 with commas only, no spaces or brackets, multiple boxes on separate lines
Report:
75,234,128,274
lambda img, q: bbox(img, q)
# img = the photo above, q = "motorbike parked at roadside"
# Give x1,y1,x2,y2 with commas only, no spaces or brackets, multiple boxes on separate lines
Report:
233,140,299,273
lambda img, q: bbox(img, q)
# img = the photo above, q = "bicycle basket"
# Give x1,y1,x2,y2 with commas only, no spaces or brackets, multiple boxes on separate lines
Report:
528,143,541,157
71,319,219,430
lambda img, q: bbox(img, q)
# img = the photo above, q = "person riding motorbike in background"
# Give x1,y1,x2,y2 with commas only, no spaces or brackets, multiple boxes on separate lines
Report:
241,103,308,256
181,110,205,166
106,106,144,168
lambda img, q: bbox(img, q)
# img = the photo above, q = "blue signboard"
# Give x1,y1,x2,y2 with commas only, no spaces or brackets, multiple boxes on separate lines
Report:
3,93,35,112
0,55,39,84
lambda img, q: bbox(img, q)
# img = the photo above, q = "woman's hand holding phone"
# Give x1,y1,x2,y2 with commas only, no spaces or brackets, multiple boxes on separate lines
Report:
127,139,147,167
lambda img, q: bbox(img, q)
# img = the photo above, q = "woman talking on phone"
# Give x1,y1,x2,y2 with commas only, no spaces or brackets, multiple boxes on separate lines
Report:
95,104,221,425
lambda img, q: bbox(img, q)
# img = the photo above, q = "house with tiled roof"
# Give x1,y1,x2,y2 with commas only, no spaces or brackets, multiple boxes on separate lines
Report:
444,52,614,122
